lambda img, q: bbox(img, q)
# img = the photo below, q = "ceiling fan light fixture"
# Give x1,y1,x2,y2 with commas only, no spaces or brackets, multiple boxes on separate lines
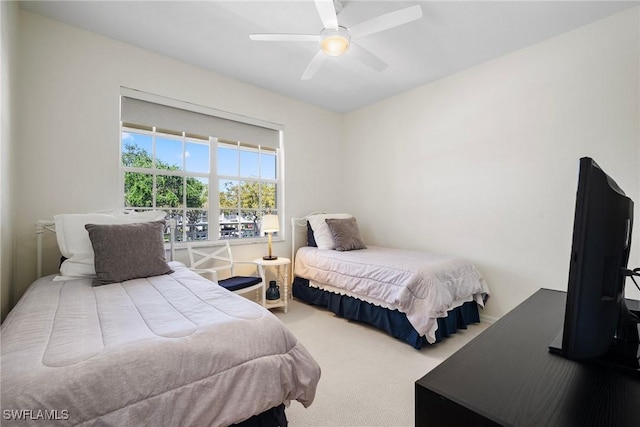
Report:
320,27,350,56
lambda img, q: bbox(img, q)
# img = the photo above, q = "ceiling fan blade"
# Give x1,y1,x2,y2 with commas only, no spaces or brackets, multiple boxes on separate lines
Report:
349,43,387,72
249,34,320,42
349,5,423,39
314,0,339,29
301,50,328,80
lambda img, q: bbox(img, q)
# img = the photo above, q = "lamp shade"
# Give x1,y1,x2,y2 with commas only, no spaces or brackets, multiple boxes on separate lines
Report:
262,214,280,233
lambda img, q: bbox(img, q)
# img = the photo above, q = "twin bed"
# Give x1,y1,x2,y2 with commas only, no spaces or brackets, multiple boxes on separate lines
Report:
1,211,320,426
291,212,490,349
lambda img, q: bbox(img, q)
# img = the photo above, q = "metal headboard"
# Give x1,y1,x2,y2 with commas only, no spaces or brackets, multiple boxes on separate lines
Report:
35,220,56,278
290,211,326,271
35,218,176,278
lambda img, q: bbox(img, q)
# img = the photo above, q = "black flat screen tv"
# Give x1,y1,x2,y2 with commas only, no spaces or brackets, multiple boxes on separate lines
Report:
549,157,639,376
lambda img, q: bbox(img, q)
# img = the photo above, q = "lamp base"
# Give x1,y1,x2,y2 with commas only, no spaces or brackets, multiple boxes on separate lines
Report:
263,255,278,260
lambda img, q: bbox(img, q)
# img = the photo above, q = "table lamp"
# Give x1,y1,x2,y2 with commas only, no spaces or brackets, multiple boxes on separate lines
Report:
262,214,279,260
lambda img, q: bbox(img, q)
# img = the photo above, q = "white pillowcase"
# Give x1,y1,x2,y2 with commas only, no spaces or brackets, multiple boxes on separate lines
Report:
307,213,352,250
54,210,167,278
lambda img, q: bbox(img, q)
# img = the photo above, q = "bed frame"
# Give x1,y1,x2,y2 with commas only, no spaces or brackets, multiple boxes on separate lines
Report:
290,211,326,268
290,212,481,349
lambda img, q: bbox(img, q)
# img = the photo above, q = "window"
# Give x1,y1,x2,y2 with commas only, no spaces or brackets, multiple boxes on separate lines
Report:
218,141,278,239
120,92,282,243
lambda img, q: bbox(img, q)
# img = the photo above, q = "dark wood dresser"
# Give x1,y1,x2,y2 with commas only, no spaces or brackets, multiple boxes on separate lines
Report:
415,289,640,426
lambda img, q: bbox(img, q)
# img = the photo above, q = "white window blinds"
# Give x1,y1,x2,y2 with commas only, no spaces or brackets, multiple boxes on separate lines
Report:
121,96,280,149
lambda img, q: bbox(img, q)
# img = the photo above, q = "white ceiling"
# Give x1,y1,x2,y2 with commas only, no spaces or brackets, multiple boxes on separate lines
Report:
20,1,639,113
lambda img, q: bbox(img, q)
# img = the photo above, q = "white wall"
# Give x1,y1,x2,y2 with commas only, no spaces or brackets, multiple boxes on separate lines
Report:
12,10,345,301
345,8,640,321
11,7,640,322
1,0,19,321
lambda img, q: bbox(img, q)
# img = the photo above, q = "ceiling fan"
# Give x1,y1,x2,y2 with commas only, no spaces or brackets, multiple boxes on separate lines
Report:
249,0,423,80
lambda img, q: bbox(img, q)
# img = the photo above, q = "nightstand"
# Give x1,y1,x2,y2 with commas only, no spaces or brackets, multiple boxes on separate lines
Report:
253,257,291,313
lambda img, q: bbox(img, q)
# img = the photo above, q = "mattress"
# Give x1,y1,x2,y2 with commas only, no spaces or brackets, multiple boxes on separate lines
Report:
295,245,490,342
1,262,320,426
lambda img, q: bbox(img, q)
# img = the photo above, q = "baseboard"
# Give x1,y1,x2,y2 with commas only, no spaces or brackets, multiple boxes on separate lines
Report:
480,313,498,325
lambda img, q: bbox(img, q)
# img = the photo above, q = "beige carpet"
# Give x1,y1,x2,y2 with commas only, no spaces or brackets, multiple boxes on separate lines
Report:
274,300,488,427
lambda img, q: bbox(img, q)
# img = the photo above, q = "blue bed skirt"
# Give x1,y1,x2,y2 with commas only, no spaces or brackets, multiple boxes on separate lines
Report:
292,277,480,349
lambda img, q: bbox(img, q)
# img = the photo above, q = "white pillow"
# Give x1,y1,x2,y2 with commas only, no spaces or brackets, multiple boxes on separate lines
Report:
54,210,167,277
307,213,352,250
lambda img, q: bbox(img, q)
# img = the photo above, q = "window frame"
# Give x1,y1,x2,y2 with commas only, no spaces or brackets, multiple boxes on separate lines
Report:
119,90,284,246
216,140,280,241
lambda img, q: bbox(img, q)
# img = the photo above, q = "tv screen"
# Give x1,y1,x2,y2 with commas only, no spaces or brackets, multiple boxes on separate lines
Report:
549,157,639,375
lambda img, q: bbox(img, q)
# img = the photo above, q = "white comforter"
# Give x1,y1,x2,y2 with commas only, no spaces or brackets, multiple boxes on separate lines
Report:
1,262,320,426
295,246,490,342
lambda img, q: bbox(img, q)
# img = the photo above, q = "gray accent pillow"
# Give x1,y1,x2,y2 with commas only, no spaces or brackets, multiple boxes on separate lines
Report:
85,220,173,286
325,217,367,251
